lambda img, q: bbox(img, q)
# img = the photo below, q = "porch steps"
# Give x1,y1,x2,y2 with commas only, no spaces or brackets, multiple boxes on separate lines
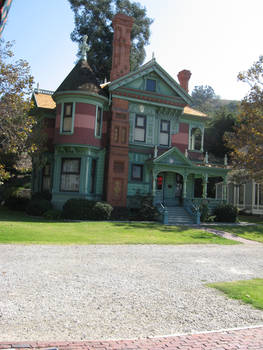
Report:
166,206,195,225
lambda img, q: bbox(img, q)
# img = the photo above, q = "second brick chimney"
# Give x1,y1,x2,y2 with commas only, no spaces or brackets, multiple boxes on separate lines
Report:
177,69,192,93
110,13,134,82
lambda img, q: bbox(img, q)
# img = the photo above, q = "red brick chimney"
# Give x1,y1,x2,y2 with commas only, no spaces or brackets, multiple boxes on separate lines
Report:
110,13,134,82
177,70,191,93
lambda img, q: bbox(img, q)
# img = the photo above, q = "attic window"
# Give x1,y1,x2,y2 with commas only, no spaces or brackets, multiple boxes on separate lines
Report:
146,78,156,92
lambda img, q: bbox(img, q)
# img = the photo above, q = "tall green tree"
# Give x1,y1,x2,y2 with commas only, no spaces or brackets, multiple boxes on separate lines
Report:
68,0,153,82
0,41,41,182
204,108,237,158
226,55,263,180
191,85,217,114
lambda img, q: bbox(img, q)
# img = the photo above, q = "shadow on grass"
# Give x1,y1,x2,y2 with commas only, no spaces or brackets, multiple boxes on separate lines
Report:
0,208,198,232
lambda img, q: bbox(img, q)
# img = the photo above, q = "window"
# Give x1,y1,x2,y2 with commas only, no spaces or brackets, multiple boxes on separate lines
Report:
60,158,80,192
90,159,97,193
62,103,73,132
146,79,156,92
131,164,143,181
42,164,51,192
95,106,103,137
254,183,263,206
190,128,202,151
134,115,146,142
160,120,170,146
238,184,244,205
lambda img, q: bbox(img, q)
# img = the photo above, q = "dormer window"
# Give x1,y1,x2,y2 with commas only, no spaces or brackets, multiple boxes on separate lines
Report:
146,78,156,92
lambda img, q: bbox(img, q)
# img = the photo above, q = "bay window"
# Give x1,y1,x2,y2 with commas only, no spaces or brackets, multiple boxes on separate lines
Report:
60,158,80,192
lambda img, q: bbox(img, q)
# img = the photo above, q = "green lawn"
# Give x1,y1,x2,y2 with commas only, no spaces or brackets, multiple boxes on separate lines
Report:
0,208,238,245
239,215,263,224
213,224,263,243
207,279,263,310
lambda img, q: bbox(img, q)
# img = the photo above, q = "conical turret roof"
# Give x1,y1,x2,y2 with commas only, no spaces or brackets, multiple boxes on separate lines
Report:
54,59,106,96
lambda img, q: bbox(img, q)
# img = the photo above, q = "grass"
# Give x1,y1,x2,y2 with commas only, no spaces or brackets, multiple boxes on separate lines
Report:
207,278,263,310
213,215,263,243
239,215,263,225
0,208,238,245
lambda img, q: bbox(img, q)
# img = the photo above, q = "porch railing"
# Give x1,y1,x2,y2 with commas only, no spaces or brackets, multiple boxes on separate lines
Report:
158,202,168,225
183,198,200,225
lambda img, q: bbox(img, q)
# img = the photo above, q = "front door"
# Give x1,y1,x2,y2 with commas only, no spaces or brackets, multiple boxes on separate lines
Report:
164,172,183,206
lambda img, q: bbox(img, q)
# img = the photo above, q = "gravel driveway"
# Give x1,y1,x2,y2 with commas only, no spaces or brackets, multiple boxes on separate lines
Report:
1,244,263,341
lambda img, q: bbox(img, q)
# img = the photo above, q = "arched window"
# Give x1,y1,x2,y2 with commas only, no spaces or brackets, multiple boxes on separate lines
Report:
191,128,202,151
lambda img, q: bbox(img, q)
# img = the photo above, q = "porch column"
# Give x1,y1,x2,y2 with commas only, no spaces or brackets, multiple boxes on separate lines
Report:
202,174,208,199
152,170,157,200
183,174,187,198
223,177,227,201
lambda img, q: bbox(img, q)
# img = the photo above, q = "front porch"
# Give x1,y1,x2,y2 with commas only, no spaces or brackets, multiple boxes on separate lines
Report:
147,147,229,224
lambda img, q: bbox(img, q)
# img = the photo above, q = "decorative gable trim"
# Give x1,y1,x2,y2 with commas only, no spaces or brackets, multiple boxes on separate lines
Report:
153,146,193,166
109,58,192,105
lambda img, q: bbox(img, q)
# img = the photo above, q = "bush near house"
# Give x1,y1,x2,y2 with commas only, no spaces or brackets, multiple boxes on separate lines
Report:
62,198,113,220
26,198,52,216
213,203,238,222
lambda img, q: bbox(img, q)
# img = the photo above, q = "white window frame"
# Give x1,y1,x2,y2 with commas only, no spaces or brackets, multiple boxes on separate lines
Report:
159,119,170,147
60,102,76,135
95,105,103,138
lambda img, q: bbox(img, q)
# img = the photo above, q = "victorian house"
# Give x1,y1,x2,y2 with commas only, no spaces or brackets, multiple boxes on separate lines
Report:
32,13,228,223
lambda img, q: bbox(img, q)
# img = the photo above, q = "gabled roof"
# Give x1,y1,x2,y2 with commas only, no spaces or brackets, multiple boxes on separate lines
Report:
153,146,193,166
54,59,107,97
183,106,207,118
109,58,193,105
33,89,56,109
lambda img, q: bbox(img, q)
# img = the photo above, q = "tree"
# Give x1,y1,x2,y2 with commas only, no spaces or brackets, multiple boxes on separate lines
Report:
226,56,263,180
204,108,237,158
68,0,153,83
191,85,217,114
0,41,39,182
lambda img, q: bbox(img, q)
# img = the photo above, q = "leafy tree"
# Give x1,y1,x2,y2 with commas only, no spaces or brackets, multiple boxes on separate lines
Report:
226,55,263,180
191,85,217,114
0,41,40,182
204,108,237,158
68,0,153,82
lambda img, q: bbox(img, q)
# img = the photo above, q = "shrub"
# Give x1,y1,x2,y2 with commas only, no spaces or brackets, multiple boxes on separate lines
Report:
200,202,209,222
26,199,52,216
32,191,52,201
62,199,96,220
5,196,30,211
43,209,62,220
111,207,130,220
213,203,238,223
92,202,113,220
133,196,159,221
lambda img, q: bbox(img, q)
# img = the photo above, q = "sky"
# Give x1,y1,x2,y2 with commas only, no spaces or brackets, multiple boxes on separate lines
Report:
2,0,263,100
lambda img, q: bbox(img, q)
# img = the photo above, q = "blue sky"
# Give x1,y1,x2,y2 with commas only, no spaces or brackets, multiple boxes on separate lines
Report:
3,0,263,100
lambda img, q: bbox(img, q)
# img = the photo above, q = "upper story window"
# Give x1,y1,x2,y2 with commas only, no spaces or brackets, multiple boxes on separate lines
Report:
62,103,73,133
146,78,156,92
131,164,143,181
159,120,170,146
95,106,103,138
60,158,80,192
134,114,146,142
190,127,202,151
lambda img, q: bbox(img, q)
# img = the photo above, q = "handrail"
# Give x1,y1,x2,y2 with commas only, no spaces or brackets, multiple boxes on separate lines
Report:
158,202,168,225
184,198,200,225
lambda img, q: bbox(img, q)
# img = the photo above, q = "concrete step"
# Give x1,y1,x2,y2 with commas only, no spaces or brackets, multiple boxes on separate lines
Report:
166,206,195,225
